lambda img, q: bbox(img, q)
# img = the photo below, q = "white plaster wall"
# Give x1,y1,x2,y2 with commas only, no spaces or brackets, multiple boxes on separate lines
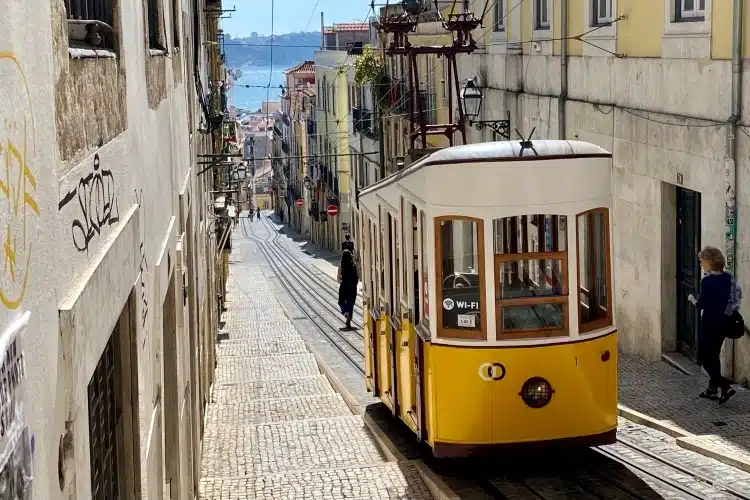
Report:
476,51,750,381
2,0,213,498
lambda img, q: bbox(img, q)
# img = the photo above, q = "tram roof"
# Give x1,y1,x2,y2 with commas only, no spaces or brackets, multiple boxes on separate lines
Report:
361,140,612,196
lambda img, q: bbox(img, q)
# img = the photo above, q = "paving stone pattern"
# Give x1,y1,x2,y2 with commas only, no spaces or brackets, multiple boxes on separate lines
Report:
619,351,750,467
198,244,432,499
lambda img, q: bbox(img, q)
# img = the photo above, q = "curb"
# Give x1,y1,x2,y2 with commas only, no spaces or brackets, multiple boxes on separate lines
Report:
618,404,750,473
677,435,750,474
617,404,690,438
305,342,460,500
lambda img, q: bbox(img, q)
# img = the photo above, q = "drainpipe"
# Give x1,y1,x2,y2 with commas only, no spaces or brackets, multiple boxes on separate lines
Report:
726,0,743,379
558,0,568,140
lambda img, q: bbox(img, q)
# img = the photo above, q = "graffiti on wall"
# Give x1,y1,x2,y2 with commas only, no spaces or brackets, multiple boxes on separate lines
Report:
139,242,149,330
59,154,120,253
0,53,40,310
0,312,34,499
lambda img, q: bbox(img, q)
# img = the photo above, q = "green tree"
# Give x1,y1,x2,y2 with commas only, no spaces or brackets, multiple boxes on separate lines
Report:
354,45,385,87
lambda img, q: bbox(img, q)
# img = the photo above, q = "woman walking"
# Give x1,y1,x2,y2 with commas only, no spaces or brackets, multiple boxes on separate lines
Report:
337,250,359,329
688,246,739,404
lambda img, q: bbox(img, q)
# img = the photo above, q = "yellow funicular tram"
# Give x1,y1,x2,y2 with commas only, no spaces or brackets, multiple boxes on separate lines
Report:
355,140,618,457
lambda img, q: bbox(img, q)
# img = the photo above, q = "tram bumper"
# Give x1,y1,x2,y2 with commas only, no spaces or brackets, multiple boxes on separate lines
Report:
426,330,618,457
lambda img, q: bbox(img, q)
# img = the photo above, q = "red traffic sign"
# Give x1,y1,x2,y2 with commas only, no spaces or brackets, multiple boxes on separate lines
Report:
295,198,304,207
326,205,339,217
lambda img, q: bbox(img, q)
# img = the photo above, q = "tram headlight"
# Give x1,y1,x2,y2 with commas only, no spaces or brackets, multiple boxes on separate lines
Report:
519,377,554,408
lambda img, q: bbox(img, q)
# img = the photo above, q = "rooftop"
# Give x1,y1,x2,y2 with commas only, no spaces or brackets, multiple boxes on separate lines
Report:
323,22,369,33
284,60,315,75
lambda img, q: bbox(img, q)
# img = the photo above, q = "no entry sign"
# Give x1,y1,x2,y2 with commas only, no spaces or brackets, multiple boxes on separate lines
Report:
327,205,339,217
295,199,304,207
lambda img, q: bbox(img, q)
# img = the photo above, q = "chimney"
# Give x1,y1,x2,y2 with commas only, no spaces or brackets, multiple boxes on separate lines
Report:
320,12,325,50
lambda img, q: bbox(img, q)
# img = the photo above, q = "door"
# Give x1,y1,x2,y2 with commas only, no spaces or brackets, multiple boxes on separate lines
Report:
676,187,701,360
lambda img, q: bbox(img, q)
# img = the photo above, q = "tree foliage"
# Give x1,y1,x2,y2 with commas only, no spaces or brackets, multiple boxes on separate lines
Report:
354,45,385,87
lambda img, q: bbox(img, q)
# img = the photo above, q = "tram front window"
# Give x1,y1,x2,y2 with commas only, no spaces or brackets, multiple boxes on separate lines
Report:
493,215,569,338
437,218,484,338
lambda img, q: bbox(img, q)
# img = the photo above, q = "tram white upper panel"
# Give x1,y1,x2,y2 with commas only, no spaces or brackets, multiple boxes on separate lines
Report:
359,140,612,214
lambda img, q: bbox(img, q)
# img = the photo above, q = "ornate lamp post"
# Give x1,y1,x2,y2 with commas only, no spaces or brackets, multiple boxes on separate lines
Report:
460,78,511,140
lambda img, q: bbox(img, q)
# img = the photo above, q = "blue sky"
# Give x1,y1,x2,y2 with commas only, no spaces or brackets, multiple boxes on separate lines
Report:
221,0,373,37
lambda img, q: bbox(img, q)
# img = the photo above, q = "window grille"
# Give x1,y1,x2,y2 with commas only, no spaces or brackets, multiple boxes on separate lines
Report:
88,334,121,500
65,0,112,24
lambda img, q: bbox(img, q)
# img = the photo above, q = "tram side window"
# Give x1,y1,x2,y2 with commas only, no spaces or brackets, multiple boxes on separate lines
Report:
494,215,568,337
577,209,612,332
437,218,484,338
420,211,429,328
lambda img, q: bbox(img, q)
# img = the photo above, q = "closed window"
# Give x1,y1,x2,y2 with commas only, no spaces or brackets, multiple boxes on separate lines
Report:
535,0,550,29
677,0,706,20
493,0,505,31
436,217,485,339
147,0,164,50
494,215,569,338
593,0,613,24
577,209,612,332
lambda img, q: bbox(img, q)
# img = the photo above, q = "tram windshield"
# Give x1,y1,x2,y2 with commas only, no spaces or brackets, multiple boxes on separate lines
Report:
438,219,482,335
493,215,569,338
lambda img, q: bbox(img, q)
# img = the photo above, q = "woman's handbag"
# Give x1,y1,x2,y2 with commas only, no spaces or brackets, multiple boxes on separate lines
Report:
726,310,746,340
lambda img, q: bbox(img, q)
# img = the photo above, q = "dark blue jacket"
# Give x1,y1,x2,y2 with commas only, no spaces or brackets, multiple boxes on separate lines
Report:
696,272,732,337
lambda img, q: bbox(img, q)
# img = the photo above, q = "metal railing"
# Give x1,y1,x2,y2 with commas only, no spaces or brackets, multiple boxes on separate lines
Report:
66,0,112,24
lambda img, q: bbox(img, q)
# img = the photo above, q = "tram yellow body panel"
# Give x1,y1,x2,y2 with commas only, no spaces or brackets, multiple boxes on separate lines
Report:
422,332,618,449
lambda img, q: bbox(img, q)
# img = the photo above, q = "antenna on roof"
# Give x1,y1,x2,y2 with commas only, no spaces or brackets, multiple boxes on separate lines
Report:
516,128,538,158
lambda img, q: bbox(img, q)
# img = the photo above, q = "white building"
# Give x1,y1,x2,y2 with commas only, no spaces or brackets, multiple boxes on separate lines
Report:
1,0,221,497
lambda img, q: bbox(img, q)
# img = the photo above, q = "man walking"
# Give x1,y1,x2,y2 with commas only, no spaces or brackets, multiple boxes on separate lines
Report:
342,234,354,253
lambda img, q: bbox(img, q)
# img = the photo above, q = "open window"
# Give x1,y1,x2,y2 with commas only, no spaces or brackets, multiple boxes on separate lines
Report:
436,217,486,340
577,208,612,332
494,215,568,339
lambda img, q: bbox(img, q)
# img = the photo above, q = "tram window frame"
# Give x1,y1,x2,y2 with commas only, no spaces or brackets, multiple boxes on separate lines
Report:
400,197,408,302
493,215,569,339
378,208,386,305
435,216,487,340
576,208,613,333
420,211,430,329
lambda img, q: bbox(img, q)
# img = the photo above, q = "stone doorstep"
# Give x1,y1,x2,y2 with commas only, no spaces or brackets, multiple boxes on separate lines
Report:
618,404,750,473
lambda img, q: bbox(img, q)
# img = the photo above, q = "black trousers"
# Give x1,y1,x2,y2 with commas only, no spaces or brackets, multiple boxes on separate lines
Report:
698,330,729,390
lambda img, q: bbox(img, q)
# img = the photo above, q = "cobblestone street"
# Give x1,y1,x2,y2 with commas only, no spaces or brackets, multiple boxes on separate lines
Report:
198,239,433,499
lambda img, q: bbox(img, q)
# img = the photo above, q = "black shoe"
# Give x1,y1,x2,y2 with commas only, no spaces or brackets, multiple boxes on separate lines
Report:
699,387,719,400
719,387,736,404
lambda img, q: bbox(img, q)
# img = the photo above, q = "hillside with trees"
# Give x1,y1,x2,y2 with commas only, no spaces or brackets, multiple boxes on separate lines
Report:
225,32,321,68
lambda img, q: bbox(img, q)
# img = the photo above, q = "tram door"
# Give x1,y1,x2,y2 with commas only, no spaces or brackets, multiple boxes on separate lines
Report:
364,218,377,394
386,213,399,414
676,187,701,360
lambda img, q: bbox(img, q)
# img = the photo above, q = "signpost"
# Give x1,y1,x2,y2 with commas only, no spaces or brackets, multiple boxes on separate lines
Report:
295,199,304,207
326,205,339,217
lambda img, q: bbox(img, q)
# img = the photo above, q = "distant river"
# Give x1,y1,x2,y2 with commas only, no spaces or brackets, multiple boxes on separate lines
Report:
228,64,286,112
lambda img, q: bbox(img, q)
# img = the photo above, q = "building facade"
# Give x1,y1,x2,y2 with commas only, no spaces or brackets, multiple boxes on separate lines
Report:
1,0,224,497
372,1,750,383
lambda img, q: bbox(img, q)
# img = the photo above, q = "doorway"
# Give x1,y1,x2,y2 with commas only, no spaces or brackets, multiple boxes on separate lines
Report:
676,187,701,360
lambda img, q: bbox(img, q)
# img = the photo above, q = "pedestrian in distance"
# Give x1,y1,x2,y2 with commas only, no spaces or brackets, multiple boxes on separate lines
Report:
688,246,742,404
337,249,359,329
342,233,354,253
256,209,261,221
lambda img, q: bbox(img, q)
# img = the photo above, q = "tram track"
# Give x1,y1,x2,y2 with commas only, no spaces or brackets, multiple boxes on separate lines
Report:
239,215,365,375
245,215,750,500
254,216,366,332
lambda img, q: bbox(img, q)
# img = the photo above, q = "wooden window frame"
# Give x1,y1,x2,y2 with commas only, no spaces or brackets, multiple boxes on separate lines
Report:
493,214,570,340
576,207,613,333
420,211,430,328
434,216,487,340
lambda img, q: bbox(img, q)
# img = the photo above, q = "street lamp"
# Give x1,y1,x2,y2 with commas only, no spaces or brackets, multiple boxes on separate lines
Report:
232,162,247,181
303,176,312,191
460,78,511,140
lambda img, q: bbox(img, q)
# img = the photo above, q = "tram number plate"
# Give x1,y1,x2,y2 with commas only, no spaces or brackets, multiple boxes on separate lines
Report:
457,314,476,328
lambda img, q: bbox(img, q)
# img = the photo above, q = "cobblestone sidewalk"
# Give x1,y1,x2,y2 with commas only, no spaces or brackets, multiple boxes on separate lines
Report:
198,261,432,499
619,352,750,472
